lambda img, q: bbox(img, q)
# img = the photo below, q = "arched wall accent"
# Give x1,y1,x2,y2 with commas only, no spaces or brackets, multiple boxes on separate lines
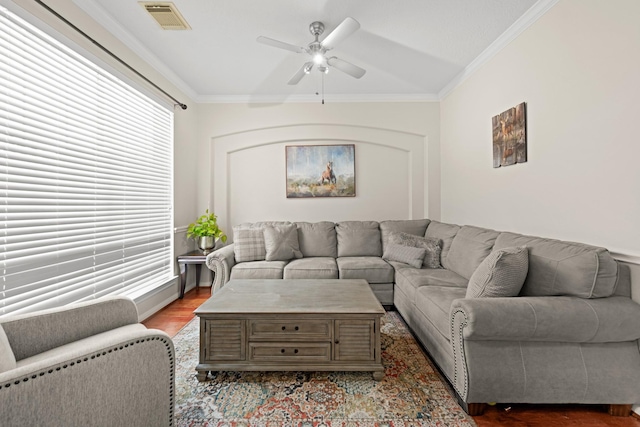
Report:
208,124,427,232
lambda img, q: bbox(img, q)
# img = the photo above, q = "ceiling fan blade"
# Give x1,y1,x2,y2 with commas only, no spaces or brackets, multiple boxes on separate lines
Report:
257,36,306,54
288,62,313,85
327,57,366,79
321,17,360,50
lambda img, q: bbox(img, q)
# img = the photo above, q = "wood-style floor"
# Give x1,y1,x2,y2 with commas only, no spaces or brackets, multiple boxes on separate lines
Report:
143,287,640,427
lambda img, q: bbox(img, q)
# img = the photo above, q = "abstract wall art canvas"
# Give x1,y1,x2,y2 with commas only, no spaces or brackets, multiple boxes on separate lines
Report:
286,144,355,198
492,102,527,168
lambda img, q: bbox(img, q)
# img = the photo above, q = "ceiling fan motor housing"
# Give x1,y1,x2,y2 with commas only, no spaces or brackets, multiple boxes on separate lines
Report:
309,21,325,37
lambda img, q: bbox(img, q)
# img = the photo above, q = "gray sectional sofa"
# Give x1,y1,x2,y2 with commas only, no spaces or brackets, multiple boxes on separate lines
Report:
205,219,640,416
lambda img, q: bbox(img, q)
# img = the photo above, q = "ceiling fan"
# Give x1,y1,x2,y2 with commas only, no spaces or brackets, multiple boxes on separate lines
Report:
257,17,366,85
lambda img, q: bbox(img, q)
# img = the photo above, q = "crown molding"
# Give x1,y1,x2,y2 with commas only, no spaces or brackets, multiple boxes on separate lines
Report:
196,92,439,104
74,0,198,101
438,0,560,100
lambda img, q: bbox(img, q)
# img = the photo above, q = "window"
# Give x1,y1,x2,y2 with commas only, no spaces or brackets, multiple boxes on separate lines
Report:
0,6,174,316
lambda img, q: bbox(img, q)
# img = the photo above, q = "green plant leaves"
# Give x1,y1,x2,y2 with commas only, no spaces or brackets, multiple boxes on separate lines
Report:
186,209,227,242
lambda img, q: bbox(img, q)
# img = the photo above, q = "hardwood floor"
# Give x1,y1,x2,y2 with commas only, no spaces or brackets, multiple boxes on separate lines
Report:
143,287,640,427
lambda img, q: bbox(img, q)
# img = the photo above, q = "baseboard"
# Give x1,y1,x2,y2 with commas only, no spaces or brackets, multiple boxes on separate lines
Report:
136,282,198,321
633,404,639,418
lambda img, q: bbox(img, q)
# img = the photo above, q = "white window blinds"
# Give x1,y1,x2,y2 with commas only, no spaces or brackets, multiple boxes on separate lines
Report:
0,7,174,316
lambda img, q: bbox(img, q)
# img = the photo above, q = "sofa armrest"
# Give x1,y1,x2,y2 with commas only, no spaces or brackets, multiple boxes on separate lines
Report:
206,243,236,293
450,296,640,343
0,296,139,361
0,325,174,427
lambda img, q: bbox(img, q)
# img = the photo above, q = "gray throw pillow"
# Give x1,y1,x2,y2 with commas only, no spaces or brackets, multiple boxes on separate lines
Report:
263,224,303,261
233,227,266,262
466,246,529,298
383,244,426,269
388,231,442,269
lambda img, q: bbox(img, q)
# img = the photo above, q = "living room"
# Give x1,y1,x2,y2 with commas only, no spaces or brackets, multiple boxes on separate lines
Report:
1,0,639,425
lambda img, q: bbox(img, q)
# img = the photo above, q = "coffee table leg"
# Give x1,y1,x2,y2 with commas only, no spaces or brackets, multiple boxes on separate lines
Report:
373,371,384,381
196,370,208,382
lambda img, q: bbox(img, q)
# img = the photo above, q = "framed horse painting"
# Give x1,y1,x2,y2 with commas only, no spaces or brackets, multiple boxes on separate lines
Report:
285,144,356,198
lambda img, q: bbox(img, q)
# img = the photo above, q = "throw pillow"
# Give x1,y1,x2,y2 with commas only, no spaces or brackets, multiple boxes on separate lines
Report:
233,227,266,262
263,224,303,261
466,246,529,298
383,243,426,269
388,231,442,269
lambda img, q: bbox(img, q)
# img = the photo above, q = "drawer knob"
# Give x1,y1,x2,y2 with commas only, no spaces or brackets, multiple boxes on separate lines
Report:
294,326,299,331
335,340,340,344
281,349,285,353
294,349,299,354
281,326,286,330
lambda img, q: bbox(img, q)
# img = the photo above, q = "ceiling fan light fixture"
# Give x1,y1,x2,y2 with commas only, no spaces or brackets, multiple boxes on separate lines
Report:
313,53,324,65
304,63,313,74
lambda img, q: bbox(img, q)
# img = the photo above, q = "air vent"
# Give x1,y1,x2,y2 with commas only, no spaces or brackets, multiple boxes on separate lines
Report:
140,2,191,30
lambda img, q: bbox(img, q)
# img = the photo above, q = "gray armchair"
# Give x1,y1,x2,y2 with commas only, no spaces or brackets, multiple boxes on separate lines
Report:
0,296,175,427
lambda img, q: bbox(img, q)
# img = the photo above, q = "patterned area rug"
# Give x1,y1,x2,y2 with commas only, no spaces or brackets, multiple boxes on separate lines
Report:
174,311,476,427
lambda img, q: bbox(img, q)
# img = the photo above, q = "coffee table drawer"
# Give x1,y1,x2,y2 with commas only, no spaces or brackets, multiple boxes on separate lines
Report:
249,342,331,361
249,319,331,339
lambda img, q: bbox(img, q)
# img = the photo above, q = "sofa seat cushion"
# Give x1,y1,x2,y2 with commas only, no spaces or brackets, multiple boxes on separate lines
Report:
494,232,619,298
295,222,337,258
445,225,500,279
283,257,338,280
337,257,393,284
415,286,466,341
230,261,287,280
394,267,467,302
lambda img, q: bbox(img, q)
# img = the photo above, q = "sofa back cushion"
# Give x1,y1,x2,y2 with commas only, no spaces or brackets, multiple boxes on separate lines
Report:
0,323,16,373
445,226,500,279
336,221,382,257
379,219,430,252
494,232,619,298
425,221,460,268
296,222,337,258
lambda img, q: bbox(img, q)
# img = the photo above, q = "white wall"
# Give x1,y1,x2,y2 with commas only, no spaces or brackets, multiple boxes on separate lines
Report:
196,102,440,235
440,0,640,298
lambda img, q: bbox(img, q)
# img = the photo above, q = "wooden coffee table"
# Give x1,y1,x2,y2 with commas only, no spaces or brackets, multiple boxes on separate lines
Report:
194,279,385,381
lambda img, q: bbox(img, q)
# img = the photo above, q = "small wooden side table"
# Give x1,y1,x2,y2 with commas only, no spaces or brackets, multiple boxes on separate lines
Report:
177,250,214,299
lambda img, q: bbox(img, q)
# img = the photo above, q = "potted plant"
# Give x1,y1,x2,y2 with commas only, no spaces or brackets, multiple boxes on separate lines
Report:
187,209,227,254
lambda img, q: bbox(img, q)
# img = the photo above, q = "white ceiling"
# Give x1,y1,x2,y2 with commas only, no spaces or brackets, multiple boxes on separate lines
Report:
76,0,545,102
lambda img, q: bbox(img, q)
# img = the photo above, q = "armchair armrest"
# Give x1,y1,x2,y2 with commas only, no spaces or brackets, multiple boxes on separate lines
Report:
206,243,236,293
450,296,640,343
0,324,174,427
0,296,139,361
